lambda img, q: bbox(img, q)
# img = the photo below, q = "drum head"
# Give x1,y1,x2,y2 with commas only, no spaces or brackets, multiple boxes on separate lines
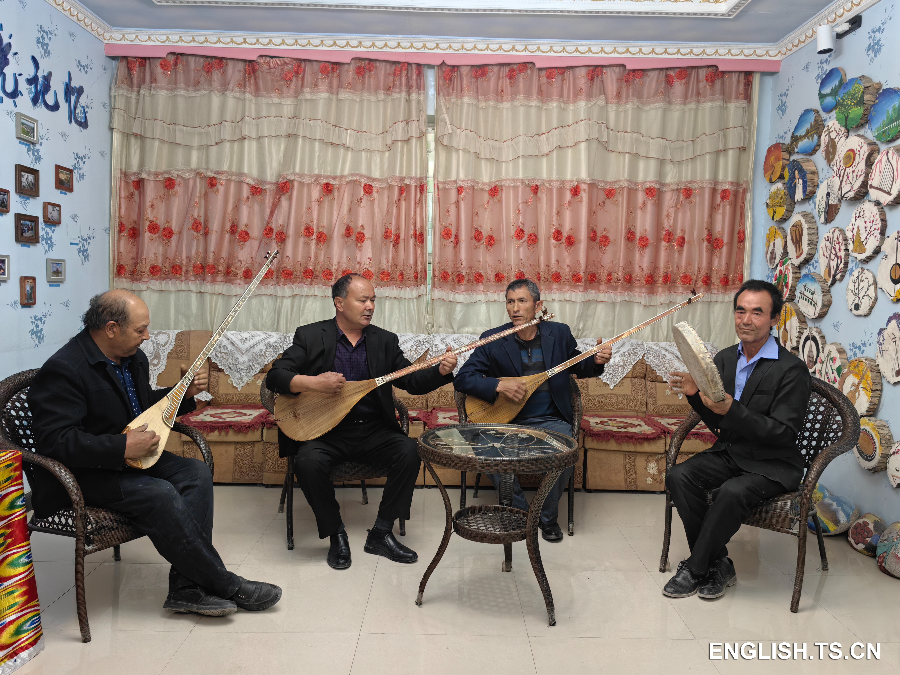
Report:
672,321,727,402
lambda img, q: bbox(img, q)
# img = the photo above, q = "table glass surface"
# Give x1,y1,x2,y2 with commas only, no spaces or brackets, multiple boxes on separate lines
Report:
420,424,576,460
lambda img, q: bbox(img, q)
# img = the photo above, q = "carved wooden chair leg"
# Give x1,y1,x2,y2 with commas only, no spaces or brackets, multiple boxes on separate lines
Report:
659,491,673,573
113,544,121,562
567,471,575,536
813,514,828,571
286,456,295,551
473,472,481,498
360,479,369,505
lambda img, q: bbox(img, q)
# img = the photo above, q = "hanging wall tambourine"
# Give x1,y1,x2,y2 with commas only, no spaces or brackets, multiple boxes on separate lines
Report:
819,228,849,286
786,159,819,202
786,212,818,266
836,135,879,200
821,120,849,171
795,272,832,319
816,342,848,386
875,312,900,385
846,267,878,316
845,201,887,262
790,109,824,155
798,327,827,372
815,175,842,225
877,231,900,302
868,146,900,206
765,225,788,268
839,356,883,416
764,143,790,183
777,301,807,353
774,256,799,302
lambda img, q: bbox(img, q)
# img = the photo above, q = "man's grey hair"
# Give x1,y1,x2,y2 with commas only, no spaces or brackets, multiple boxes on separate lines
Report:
82,292,131,331
505,278,540,302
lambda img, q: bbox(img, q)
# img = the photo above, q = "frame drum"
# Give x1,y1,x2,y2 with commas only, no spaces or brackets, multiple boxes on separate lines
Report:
672,321,727,402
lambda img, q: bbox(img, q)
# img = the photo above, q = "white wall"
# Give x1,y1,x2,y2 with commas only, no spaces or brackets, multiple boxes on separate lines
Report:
751,2,900,522
0,0,113,377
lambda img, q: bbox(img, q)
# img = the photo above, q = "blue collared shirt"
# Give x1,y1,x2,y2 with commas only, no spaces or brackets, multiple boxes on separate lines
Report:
105,355,143,417
735,334,779,401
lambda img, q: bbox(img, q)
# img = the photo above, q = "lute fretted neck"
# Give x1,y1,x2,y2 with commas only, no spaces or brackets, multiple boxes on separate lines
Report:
544,293,705,378
373,310,555,387
162,250,280,423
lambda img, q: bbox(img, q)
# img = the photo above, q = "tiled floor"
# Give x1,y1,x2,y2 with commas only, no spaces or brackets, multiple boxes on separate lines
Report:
18,485,899,675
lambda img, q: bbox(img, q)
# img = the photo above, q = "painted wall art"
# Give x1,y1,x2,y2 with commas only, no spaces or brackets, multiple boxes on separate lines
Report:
777,301,807,353
786,158,819,201
796,271,832,318
819,67,846,113
786,211,818,265
870,87,900,142
765,224,787,268
847,267,878,316
821,120,849,170
836,134,879,200
846,201,887,262
763,143,789,182
790,108,824,154
819,227,849,285
840,356,883,416
815,175,842,224
868,146,900,205
856,417,893,472
766,182,794,222
799,326,827,372
816,342,848,387
774,256,799,301
877,231,900,302
876,312,900,385
835,75,882,130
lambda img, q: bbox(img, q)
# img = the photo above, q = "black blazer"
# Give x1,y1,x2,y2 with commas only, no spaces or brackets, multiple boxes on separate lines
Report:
453,320,603,426
27,328,196,518
266,319,452,455
687,340,811,490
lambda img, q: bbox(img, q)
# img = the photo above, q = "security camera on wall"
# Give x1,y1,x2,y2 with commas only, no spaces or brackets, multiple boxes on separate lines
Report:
817,15,863,55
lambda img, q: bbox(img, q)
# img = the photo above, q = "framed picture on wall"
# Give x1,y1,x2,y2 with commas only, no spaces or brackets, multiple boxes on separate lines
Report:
55,165,74,193
46,258,66,283
20,276,36,307
0,255,9,282
43,202,61,224
0,188,9,214
15,165,39,198
14,213,40,244
15,112,38,144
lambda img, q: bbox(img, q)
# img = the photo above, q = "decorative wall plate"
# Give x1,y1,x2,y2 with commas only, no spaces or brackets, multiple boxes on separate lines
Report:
816,342,848,386
799,327,827,372
774,256,799,302
870,87,900,143
819,228,849,286
786,158,819,201
766,182,794,222
835,75,882,130
777,301,807,353
795,272,832,319
786,212,818,265
887,443,900,488
763,143,789,183
819,67,846,114
855,417,893,472
821,120,849,170
765,224,788,268
839,356,882,416
845,201,887,262
790,109,824,155
868,146,900,205
815,175,842,225
876,312,900,385
877,231,900,302
846,267,878,316
836,135,879,200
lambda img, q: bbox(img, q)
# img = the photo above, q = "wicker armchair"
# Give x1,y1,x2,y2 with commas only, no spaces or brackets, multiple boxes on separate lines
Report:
453,374,583,536
0,369,214,643
658,377,860,613
259,382,409,550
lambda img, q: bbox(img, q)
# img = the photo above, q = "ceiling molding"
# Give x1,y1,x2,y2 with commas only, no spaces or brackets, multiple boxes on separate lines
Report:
148,0,752,18
43,0,883,63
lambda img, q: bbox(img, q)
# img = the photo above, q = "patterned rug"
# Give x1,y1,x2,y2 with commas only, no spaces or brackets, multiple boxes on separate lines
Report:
180,404,276,435
580,414,665,443
424,408,460,428
650,415,717,444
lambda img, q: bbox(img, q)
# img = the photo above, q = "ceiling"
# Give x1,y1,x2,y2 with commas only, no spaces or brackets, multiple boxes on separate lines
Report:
76,0,836,45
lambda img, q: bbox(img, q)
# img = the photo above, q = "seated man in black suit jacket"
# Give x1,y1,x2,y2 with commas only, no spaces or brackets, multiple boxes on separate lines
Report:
453,279,611,542
28,290,281,616
267,274,456,570
664,279,811,600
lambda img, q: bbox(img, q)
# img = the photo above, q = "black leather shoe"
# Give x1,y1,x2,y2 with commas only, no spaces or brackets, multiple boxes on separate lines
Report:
164,586,237,617
698,557,736,600
327,531,352,570
364,528,418,563
230,578,282,611
662,560,706,598
540,522,564,542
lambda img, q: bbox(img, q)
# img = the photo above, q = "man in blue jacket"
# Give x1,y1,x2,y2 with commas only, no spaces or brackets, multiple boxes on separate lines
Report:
454,279,611,541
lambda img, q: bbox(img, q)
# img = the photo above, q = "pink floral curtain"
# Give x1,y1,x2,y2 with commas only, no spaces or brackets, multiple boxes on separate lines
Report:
433,64,755,343
111,54,428,333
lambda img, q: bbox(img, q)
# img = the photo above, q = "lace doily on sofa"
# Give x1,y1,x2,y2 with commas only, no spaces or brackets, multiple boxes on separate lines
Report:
588,338,719,389
397,333,479,376
140,330,180,389
209,331,295,390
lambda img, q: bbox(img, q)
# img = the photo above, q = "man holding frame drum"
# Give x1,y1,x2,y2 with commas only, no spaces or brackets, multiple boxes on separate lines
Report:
665,280,811,600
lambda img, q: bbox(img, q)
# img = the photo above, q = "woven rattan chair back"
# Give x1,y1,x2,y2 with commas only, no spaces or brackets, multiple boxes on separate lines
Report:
658,377,860,613
261,380,408,550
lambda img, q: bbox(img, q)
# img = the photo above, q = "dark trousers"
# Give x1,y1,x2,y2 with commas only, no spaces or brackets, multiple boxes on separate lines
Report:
89,451,240,599
286,418,420,539
665,450,785,577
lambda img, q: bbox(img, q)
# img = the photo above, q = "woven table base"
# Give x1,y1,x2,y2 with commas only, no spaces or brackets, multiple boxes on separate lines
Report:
452,504,528,544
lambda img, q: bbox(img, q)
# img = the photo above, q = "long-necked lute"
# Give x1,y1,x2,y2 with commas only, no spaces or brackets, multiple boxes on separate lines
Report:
274,309,555,442
123,249,280,469
464,293,704,424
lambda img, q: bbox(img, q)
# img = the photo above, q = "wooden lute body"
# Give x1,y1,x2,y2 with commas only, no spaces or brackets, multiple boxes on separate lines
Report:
464,294,704,424
123,250,280,469
274,310,555,442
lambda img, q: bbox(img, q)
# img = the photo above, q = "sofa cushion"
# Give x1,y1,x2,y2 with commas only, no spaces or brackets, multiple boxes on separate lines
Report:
179,404,274,443
577,377,647,414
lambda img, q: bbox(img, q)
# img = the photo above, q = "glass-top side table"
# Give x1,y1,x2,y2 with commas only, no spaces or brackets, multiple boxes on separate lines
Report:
415,423,578,626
